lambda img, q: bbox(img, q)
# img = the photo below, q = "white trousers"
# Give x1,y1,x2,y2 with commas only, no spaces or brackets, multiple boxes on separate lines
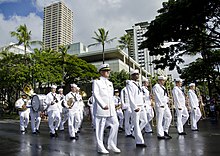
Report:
132,107,147,144
48,110,61,134
95,115,119,151
30,110,41,133
116,109,124,128
68,111,79,137
155,106,172,137
90,107,95,127
19,110,30,131
176,106,189,133
59,108,69,130
79,108,84,128
124,109,132,136
145,106,154,132
74,111,81,132
191,107,202,130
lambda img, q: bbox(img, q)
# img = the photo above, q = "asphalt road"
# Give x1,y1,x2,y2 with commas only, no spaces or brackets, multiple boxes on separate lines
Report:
0,118,219,156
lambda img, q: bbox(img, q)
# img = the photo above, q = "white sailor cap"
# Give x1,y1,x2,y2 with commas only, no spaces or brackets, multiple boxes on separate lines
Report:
158,75,167,80
175,78,183,82
51,85,57,89
58,88,63,92
189,83,195,87
98,63,111,72
130,69,139,75
114,89,119,92
70,83,77,88
76,87,80,90
142,78,149,82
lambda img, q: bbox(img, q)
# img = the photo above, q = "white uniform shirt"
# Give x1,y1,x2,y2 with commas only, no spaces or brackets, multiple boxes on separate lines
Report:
120,87,130,110
188,89,199,109
142,86,151,107
126,80,144,111
114,95,121,111
57,93,65,112
172,86,186,109
15,98,30,112
153,83,169,107
65,92,79,112
45,92,60,112
93,76,116,117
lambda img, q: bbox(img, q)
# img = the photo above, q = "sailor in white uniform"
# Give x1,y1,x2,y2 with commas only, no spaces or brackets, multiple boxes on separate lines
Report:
114,89,124,130
142,78,154,133
65,83,80,140
93,64,121,154
57,88,68,131
45,85,61,137
172,78,189,135
87,94,95,128
121,86,133,137
15,92,30,133
153,76,172,139
126,69,147,147
188,83,202,131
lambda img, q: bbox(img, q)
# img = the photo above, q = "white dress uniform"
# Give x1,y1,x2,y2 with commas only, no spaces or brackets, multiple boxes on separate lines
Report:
126,80,147,144
65,91,80,138
93,76,120,153
172,86,189,133
57,93,68,131
76,92,84,131
45,92,61,135
153,83,172,137
114,95,124,129
87,95,95,128
188,88,202,130
120,87,132,136
142,86,154,133
15,98,30,132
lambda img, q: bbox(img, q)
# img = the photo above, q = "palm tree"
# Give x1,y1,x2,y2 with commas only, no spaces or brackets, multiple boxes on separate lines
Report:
88,28,116,64
10,24,42,65
58,45,70,85
118,33,132,73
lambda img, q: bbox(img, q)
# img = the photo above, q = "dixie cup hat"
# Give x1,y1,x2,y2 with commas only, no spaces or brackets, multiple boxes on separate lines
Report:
51,85,57,89
130,69,139,75
158,75,167,80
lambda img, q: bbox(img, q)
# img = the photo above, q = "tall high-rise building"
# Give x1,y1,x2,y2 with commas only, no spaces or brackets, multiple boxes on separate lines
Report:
43,1,73,51
126,21,163,76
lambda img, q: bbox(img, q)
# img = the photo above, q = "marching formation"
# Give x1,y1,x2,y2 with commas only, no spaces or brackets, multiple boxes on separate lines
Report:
15,63,203,154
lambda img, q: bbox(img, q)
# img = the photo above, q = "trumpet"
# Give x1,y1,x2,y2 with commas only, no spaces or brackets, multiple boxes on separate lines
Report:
23,84,34,97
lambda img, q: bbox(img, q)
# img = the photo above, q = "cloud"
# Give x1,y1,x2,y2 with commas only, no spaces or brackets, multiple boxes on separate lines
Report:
0,13,42,47
0,0,18,4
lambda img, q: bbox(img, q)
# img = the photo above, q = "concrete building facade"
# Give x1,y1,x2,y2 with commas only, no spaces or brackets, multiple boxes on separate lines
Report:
42,1,73,51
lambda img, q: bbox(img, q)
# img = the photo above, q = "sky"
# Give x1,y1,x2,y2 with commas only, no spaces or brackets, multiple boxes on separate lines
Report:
0,0,199,78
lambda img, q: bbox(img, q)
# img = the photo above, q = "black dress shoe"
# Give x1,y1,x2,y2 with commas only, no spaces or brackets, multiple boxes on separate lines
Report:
157,136,166,139
178,132,187,135
164,132,172,139
145,131,153,133
21,130,25,134
126,134,135,139
136,144,147,148
36,130,40,134
70,137,78,140
192,129,199,131
25,128,28,132
32,132,37,134
50,133,55,137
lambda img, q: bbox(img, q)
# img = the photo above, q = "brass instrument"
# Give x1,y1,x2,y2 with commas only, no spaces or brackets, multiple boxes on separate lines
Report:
23,84,34,97
115,104,122,110
67,98,74,108
80,90,87,98
196,87,206,119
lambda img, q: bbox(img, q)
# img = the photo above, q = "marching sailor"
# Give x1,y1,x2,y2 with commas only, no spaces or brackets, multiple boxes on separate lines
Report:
93,63,120,154
15,92,30,133
76,87,85,133
65,83,80,140
153,76,172,139
142,78,154,133
126,69,147,147
172,78,189,135
45,85,61,137
57,88,68,131
87,94,95,128
188,83,202,131
121,85,133,137
114,89,124,131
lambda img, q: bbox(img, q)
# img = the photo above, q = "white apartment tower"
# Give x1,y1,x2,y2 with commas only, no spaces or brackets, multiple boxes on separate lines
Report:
126,22,161,76
43,1,73,51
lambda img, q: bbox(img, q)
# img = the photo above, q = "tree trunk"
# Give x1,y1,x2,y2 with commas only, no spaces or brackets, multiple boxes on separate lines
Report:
102,44,105,64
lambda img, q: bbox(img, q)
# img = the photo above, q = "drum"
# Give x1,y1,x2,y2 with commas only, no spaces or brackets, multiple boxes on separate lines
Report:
31,94,47,112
